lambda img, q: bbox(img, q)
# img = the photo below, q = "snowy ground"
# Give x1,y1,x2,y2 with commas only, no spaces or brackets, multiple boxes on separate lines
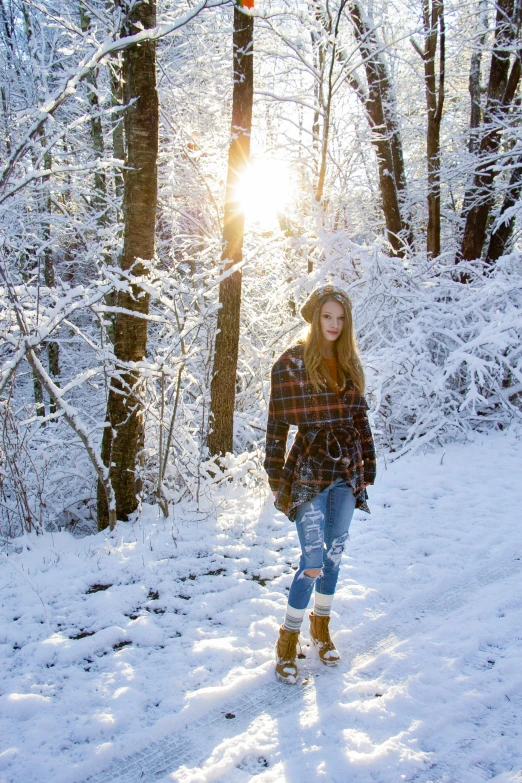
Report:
1,430,522,783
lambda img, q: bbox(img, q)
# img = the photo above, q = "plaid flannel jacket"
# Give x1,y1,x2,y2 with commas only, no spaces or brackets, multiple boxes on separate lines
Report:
264,342,376,521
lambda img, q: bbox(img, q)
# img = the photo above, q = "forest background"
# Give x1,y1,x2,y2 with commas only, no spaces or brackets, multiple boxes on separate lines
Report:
0,0,521,539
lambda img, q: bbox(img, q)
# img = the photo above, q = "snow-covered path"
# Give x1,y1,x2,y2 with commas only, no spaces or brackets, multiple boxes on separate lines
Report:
1,431,521,783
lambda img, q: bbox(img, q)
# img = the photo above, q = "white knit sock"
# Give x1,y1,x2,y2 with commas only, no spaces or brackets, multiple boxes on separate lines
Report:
283,604,306,632
314,591,334,617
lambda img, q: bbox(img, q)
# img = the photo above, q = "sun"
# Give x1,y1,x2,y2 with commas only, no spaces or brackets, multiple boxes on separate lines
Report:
235,159,292,227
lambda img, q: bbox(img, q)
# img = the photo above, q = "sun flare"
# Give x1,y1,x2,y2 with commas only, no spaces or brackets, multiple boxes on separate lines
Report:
235,159,292,227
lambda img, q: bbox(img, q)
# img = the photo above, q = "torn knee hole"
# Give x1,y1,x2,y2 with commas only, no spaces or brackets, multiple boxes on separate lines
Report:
304,568,321,578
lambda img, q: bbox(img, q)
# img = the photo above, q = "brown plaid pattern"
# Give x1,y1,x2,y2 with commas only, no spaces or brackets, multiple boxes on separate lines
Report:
264,343,376,521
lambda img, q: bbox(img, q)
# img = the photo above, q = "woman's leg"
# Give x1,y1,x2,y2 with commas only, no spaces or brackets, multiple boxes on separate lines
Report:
314,480,356,608
284,489,328,632
308,481,356,665
276,489,330,683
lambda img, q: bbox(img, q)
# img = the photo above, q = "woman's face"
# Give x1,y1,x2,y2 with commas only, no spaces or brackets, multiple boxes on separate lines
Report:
319,299,345,343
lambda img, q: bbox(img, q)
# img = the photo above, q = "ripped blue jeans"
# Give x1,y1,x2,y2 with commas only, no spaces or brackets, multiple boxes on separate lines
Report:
287,478,356,610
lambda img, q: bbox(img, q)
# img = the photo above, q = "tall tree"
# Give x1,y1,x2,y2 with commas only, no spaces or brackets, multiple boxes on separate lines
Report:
208,2,254,457
97,0,159,528
412,0,445,257
458,0,521,263
347,0,412,256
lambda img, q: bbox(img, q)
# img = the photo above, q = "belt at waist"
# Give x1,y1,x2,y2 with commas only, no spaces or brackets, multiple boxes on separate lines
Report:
299,426,359,468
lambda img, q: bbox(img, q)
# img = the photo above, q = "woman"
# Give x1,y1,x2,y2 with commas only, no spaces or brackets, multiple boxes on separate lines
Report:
264,284,376,684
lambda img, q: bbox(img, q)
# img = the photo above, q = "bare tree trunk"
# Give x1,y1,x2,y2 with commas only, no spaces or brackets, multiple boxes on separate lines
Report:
37,129,60,414
1,86,11,155
485,155,522,262
347,0,412,256
413,0,445,257
208,5,254,457
458,0,521,263
310,0,328,182
80,3,107,216
33,371,45,418
459,59,521,262
80,2,116,343
468,0,488,155
315,1,347,204
8,2,46,417
97,0,158,528
42,147,59,385
45,224,60,417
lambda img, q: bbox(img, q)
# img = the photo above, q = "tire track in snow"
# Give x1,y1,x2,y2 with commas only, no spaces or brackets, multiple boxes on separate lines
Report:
350,552,521,669
81,554,521,783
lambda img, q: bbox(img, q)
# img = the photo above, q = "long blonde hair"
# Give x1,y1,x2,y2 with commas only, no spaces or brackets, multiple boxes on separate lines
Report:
303,295,365,394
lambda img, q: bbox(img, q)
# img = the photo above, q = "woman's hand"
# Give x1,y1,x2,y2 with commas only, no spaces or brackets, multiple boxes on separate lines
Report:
273,491,278,500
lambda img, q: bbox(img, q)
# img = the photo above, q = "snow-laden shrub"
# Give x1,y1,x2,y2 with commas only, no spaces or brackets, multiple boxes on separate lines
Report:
351,251,522,455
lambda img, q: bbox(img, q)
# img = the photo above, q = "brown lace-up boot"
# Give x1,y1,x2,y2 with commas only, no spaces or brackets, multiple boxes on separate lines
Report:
309,611,341,666
275,625,300,684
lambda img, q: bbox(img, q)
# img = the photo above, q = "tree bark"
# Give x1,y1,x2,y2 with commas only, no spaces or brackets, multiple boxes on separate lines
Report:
458,0,521,263
208,5,254,457
97,0,158,528
347,0,412,255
